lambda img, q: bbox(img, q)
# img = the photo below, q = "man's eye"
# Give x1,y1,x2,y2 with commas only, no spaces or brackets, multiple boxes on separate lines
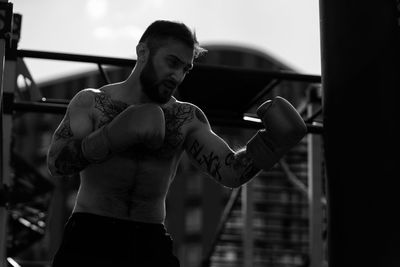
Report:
168,59,179,68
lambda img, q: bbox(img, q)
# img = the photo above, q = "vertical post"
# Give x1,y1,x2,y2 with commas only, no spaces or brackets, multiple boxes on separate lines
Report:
242,181,254,267
320,0,400,266
0,1,12,266
307,86,323,267
0,39,6,267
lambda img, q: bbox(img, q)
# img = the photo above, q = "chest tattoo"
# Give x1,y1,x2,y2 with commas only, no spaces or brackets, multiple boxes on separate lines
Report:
125,103,194,159
162,104,194,151
146,103,193,159
94,93,128,127
110,102,195,160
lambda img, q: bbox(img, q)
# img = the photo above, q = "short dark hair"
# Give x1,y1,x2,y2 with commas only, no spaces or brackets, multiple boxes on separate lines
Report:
139,20,207,58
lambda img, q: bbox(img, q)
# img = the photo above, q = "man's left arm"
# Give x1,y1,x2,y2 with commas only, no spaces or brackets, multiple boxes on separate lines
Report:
184,98,307,189
184,106,260,188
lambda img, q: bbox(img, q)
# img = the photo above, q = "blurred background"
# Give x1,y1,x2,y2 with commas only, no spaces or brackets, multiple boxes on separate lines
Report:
13,0,321,83
3,1,325,267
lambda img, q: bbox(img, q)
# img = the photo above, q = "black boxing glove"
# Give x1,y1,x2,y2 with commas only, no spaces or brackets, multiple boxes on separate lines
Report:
81,104,165,163
246,96,307,170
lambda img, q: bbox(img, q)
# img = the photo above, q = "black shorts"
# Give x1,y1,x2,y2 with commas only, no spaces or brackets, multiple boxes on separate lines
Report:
52,212,180,267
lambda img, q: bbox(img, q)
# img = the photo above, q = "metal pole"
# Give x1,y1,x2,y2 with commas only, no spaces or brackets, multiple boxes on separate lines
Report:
307,86,324,267
0,1,12,266
0,57,14,267
242,181,254,267
16,49,321,83
0,38,7,267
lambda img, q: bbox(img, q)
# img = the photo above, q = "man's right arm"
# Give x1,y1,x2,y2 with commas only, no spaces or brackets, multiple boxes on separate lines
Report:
47,89,95,176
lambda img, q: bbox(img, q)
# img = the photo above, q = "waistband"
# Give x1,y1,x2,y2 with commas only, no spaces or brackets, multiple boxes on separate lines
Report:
69,212,166,232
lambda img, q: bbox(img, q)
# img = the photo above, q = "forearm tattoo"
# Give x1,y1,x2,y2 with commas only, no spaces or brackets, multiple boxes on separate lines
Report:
188,141,258,185
225,150,260,185
187,109,259,186
188,140,223,181
50,113,89,175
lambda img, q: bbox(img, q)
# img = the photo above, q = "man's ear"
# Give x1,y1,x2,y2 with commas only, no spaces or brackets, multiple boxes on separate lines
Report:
136,43,148,63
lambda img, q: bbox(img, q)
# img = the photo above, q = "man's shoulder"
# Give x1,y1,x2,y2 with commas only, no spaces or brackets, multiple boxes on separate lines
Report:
167,99,209,127
74,88,103,98
69,88,94,107
79,88,104,95
77,87,110,100
166,99,202,117
171,98,200,110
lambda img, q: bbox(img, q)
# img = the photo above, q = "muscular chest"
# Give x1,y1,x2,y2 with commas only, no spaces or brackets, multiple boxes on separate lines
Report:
92,93,194,159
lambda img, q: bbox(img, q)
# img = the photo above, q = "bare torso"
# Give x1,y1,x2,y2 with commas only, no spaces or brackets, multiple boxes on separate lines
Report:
73,87,196,224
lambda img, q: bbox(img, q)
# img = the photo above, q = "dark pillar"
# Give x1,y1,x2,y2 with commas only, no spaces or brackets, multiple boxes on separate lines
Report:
320,1,400,266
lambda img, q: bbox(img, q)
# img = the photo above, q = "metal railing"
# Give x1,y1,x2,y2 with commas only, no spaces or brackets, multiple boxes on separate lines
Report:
8,49,324,134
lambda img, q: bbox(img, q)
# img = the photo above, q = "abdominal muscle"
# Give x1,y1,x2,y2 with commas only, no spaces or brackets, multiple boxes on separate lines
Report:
73,154,179,224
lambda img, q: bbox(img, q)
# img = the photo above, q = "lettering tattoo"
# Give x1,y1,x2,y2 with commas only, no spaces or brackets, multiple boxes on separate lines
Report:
225,150,259,185
188,140,223,181
188,140,259,185
51,113,89,175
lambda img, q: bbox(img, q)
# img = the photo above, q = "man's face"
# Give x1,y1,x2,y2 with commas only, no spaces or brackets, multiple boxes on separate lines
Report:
140,39,194,104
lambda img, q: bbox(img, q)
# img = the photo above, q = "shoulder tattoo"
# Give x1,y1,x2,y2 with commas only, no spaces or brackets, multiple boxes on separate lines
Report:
51,113,89,175
195,108,208,124
54,113,73,141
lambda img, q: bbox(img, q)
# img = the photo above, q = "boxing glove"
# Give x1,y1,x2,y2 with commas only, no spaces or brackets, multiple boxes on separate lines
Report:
81,104,165,163
246,96,307,171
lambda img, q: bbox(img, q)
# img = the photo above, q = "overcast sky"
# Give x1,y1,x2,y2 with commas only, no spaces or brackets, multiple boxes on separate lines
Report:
13,0,321,83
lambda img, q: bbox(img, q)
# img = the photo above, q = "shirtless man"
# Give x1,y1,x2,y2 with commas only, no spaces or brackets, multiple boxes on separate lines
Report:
47,20,307,267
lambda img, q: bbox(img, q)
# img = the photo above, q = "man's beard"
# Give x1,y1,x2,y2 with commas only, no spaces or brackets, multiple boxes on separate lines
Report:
140,58,174,104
